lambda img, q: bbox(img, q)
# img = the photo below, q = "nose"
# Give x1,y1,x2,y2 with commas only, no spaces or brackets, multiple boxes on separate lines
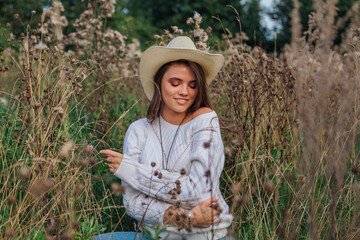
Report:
178,84,188,96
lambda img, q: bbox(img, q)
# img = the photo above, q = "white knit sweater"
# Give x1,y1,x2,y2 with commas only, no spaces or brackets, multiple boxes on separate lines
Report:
114,111,233,240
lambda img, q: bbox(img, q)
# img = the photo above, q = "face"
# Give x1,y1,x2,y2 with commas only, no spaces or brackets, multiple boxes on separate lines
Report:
160,63,198,117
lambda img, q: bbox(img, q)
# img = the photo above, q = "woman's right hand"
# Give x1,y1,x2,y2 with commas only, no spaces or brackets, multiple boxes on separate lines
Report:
191,197,219,228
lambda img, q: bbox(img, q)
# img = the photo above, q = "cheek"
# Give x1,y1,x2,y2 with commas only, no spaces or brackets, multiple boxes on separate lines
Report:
161,84,174,98
190,89,198,99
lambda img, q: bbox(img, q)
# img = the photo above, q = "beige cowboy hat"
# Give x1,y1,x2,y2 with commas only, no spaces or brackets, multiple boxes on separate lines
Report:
139,36,224,100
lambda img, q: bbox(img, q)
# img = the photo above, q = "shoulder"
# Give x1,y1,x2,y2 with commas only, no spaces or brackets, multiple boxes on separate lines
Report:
128,118,148,129
124,118,149,148
189,108,220,131
191,107,213,120
125,118,149,137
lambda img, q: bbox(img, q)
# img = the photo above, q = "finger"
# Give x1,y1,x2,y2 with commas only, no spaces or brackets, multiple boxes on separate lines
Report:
100,149,123,158
109,163,116,169
201,197,218,206
109,164,117,173
106,157,116,163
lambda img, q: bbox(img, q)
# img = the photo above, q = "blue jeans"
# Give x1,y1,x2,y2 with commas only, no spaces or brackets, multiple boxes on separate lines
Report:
93,232,147,240
93,232,227,240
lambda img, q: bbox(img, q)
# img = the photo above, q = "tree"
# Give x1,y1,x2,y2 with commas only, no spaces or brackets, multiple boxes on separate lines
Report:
118,0,266,48
0,0,267,50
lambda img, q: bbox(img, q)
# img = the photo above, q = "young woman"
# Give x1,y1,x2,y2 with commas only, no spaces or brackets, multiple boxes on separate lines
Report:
100,36,233,240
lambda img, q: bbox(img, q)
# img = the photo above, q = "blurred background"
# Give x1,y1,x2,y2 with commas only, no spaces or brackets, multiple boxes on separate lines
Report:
0,0,357,52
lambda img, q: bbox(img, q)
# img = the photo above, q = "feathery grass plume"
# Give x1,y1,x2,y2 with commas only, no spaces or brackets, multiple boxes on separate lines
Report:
282,0,360,238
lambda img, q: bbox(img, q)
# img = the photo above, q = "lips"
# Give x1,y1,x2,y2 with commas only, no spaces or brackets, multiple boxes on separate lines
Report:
174,98,189,105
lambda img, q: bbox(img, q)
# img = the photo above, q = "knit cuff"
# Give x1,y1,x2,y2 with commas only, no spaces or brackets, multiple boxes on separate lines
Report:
114,154,137,182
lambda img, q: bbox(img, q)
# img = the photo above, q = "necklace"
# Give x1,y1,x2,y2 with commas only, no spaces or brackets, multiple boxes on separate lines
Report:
159,112,188,169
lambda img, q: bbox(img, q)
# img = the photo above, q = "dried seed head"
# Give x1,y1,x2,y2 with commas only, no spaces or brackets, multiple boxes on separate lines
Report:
158,173,163,179
203,141,210,148
19,166,31,180
60,229,75,240
224,146,233,156
175,180,181,185
79,159,88,167
351,165,359,176
111,183,126,195
89,157,97,166
59,141,74,157
4,227,16,239
238,195,249,206
264,181,275,194
71,221,79,230
7,196,15,205
205,170,211,177
84,144,94,155
32,102,41,109
176,185,181,194
154,170,159,176
74,184,84,196
231,182,241,194
180,168,186,175
29,178,54,198
167,209,173,216
276,226,286,238
282,209,290,224
151,162,156,167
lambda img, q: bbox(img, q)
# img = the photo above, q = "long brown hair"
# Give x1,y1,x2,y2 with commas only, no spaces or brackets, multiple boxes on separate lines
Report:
147,59,212,123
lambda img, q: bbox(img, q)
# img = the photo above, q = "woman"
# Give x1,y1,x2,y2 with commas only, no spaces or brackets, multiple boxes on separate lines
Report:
100,36,233,240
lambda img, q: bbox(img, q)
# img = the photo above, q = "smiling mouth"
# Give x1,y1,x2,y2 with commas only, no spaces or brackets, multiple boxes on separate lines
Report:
174,98,189,104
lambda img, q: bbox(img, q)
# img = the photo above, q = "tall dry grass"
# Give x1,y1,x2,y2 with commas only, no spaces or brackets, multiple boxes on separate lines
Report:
212,0,360,239
0,1,141,239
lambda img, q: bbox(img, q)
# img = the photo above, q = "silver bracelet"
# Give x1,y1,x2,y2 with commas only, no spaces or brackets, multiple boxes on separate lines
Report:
188,210,192,231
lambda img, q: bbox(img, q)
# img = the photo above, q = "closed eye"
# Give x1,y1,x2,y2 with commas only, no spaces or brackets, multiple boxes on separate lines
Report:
170,79,181,87
189,82,197,89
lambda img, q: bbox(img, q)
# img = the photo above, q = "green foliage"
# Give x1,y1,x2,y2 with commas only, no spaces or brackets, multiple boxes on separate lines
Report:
120,0,266,48
143,224,169,240
75,216,106,239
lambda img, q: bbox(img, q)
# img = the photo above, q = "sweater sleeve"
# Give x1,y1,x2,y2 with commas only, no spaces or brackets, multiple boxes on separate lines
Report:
115,115,225,206
121,120,173,225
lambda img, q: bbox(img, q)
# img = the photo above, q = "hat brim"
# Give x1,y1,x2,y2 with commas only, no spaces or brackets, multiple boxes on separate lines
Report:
140,46,224,100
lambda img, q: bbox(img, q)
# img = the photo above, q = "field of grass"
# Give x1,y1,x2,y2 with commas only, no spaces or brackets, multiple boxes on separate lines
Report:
1,0,359,239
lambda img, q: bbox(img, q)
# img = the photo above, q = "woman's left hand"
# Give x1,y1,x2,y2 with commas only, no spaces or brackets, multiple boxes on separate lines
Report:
100,149,123,174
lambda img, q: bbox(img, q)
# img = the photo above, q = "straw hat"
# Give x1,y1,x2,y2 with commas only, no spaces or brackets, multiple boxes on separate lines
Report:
139,36,224,100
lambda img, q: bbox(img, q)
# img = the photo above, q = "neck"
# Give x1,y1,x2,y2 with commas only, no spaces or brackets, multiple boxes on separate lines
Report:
160,109,188,125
